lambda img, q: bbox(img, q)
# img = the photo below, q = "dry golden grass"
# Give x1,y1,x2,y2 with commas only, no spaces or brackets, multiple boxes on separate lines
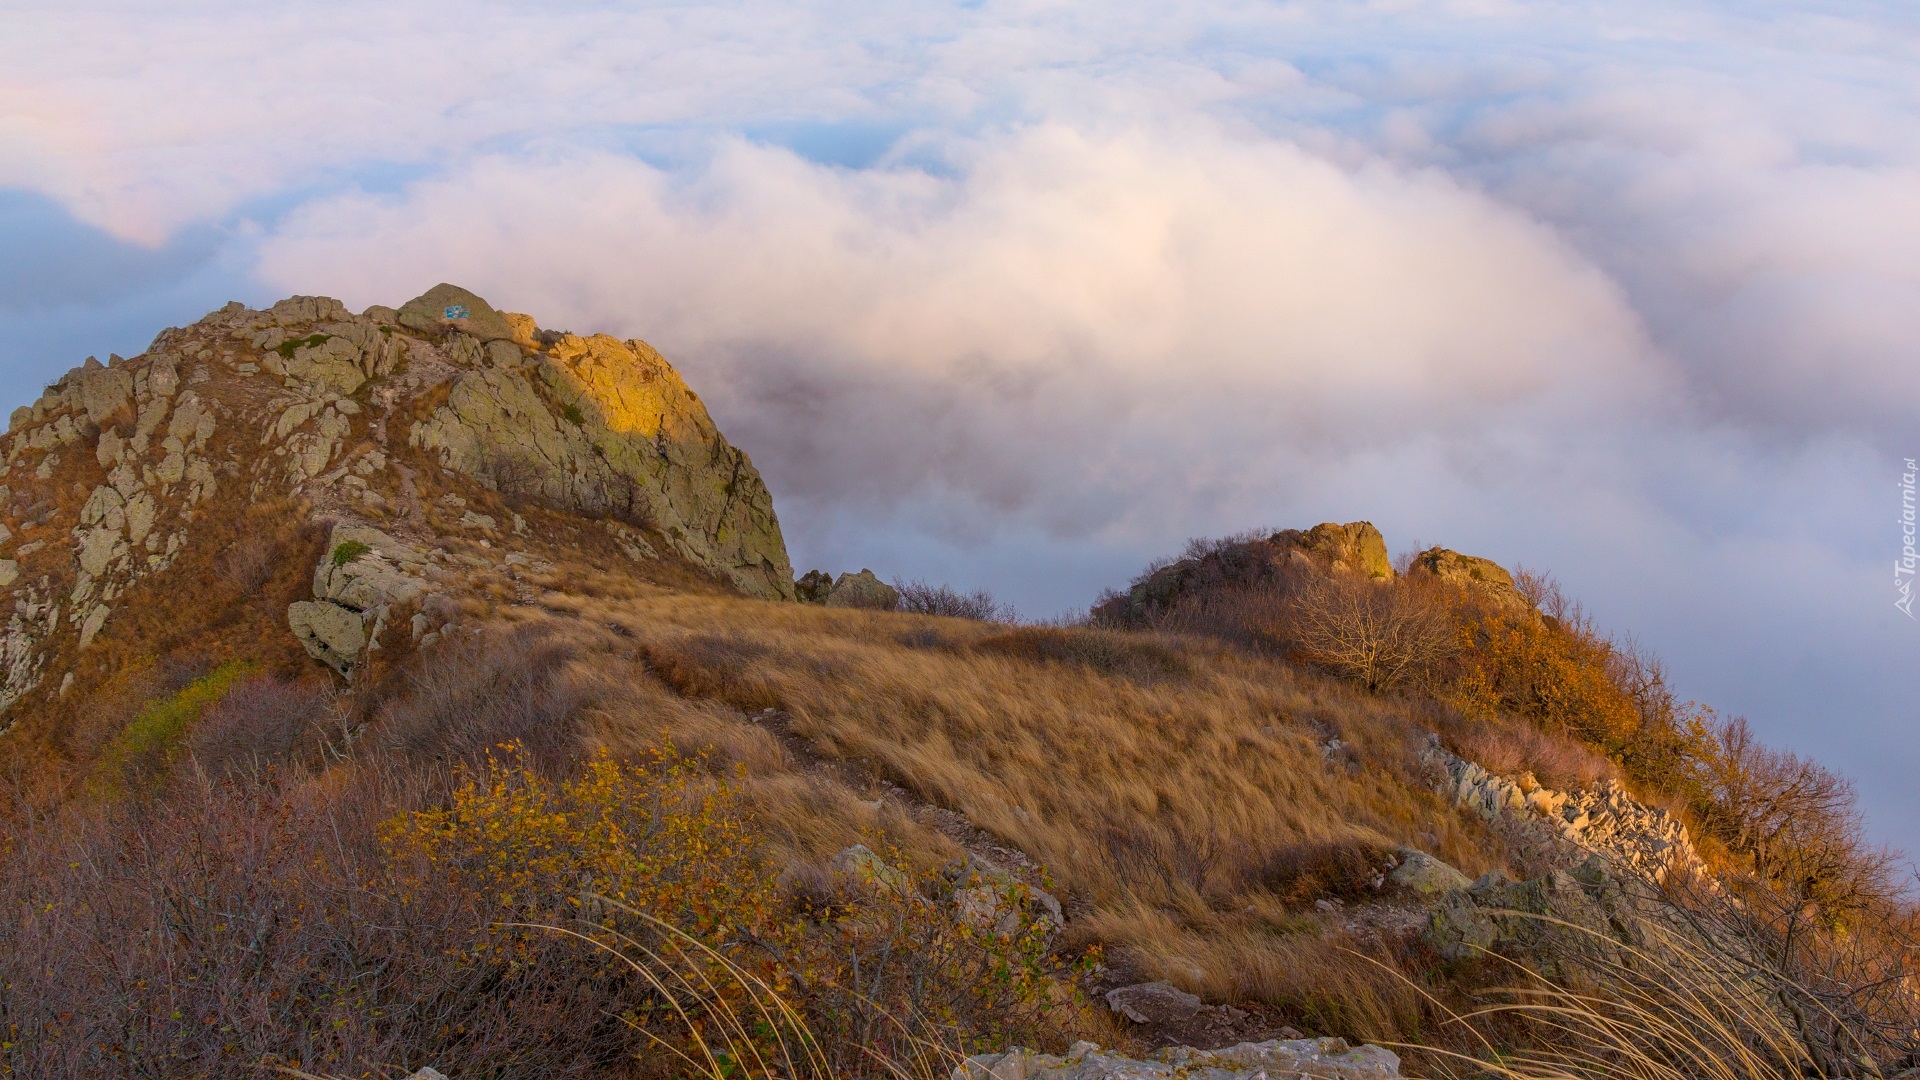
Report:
466,587,1524,1041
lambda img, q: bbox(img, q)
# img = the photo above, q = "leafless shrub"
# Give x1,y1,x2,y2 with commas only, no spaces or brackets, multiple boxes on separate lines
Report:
186,674,341,778
377,625,586,771
1257,839,1392,905
1281,574,1458,692
894,579,1017,622
1436,709,1617,791
1686,712,1902,918
0,763,643,1079
216,535,278,594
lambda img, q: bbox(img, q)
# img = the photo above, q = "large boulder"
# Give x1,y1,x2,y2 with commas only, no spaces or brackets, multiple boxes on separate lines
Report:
289,600,369,678
395,283,517,344
1387,849,1472,896
1423,857,1628,964
408,303,794,600
823,569,899,610
1273,521,1393,580
1407,547,1533,611
290,525,437,679
313,524,432,612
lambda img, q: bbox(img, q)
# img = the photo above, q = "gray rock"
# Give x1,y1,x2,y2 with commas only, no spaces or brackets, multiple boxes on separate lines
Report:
313,525,431,612
1424,855,1627,964
830,844,916,898
1105,981,1203,1025
68,357,135,426
289,600,368,677
396,284,516,344
795,568,834,603
1387,849,1471,896
270,295,352,324
78,604,110,649
824,569,899,610
409,330,794,599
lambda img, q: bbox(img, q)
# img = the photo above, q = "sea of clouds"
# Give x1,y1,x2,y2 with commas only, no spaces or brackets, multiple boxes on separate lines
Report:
2,0,1917,856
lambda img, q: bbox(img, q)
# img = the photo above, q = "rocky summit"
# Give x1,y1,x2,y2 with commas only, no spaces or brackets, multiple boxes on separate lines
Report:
0,286,792,714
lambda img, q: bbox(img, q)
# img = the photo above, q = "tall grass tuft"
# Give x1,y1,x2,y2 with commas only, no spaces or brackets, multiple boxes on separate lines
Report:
1383,903,1917,1080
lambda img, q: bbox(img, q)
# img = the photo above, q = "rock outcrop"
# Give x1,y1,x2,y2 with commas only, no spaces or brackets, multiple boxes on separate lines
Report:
1407,546,1532,610
957,1038,1400,1080
290,524,437,677
0,344,210,714
1277,521,1393,580
1423,856,1641,966
0,286,798,718
1100,521,1394,623
1429,741,1703,882
405,286,791,600
795,568,901,610
1095,522,1544,626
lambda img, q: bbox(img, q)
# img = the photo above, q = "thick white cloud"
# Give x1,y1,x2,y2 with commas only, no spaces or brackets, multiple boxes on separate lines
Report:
255,126,1663,533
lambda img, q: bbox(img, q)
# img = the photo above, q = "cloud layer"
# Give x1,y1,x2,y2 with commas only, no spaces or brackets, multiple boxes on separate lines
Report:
4,0,1919,854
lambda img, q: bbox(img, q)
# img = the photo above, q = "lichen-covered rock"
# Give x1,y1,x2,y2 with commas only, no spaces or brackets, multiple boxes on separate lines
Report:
824,569,898,610
1105,982,1204,1025
314,525,432,613
1424,856,1629,964
1274,521,1394,580
288,600,369,678
1406,546,1537,612
956,1037,1400,1080
408,302,793,599
1387,849,1472,896
830,844,916,898
794,569,835,603
949,855,1063,936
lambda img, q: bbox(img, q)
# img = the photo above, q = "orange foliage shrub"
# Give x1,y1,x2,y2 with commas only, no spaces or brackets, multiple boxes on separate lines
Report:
383,741,775,942
1445,604,1642,752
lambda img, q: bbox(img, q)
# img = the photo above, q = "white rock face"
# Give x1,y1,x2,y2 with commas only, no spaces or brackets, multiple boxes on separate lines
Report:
1428,741,1702,881
289,524,438,679
956,1038,1400,1080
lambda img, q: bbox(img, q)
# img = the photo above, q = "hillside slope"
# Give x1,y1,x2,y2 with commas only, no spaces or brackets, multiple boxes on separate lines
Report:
0,298,1911,1079
0,286,791,744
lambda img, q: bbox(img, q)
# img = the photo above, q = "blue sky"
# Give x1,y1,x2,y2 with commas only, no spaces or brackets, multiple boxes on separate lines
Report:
3,0,1917,858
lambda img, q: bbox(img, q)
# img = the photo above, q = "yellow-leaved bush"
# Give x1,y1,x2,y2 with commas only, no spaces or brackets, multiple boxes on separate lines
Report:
382,741,777,941
379,741,1086,1077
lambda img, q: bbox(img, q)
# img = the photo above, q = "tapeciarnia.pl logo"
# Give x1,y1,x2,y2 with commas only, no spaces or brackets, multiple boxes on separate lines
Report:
1899,458,1917,619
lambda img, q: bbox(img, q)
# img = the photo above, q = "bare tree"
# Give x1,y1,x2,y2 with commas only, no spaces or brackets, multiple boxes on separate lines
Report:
895,580,1017,622
1280,574,1457,692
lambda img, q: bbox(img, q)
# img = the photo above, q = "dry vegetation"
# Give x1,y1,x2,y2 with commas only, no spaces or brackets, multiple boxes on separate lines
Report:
2,495,1915,1077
